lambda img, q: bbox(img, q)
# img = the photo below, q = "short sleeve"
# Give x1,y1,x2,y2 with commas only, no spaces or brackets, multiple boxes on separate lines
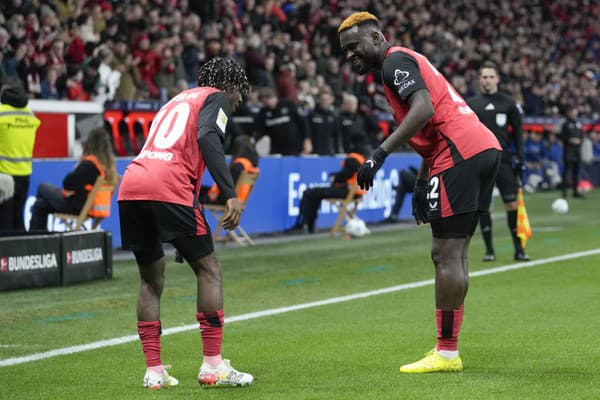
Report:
381,51,428,103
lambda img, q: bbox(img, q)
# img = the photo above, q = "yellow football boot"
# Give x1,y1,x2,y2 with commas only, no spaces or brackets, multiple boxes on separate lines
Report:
400,350,463,373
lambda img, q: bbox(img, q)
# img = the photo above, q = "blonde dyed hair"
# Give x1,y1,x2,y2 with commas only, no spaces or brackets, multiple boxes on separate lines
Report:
338,11,379,32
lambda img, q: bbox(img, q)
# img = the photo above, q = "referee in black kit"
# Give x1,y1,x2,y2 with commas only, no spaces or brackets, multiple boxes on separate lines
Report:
467,61,530,262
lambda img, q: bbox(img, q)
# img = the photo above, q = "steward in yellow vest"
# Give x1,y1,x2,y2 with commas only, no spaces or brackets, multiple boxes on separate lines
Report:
0,82,40,232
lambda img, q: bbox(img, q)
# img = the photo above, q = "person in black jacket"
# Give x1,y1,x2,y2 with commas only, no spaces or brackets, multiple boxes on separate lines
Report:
560,106,585,198
288,147,368,234
28,127,117,232
308,90,340,155
255,87,311,155
467,61,529,262
383,165,418,223
337,93,375,153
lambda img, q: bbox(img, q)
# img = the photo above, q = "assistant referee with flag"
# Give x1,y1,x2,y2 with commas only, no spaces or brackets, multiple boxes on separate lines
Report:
467,61,530,261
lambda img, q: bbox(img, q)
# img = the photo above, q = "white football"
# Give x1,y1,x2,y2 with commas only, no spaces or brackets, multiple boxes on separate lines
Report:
551,198,569,214
345,217,370,238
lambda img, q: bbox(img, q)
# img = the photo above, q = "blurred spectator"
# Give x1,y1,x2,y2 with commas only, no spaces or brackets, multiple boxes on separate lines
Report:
47,38,66,76
337,93,374,154
40,65,60,99
560,106,585,198
93,46,116,103
77,12,99,45
100,17,120,44
65,20,85,66
275,63,298,103
308,89,339,155
181,30,203,85
110,36,140,101
544,132,564,190
154,45,185,100
225,101,258,154
256,87,310,155
523,131,547,193
580,129,600,186
323,58,343,103
133,33,160,97
81,57,100,100
65,65,89,101
383,165,418,224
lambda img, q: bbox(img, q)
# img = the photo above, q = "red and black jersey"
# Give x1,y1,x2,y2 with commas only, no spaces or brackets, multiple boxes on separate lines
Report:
381,46,501,175
118,87,237,206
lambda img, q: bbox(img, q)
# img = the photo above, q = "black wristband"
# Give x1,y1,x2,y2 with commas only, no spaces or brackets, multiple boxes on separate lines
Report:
372,146,389,163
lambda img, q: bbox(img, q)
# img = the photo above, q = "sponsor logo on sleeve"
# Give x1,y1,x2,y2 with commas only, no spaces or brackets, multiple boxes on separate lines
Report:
393,69,415,95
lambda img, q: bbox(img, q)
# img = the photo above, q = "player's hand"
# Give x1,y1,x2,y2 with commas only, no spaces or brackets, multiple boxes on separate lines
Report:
221,198,243,230
357,147,388,190
412,178,430,225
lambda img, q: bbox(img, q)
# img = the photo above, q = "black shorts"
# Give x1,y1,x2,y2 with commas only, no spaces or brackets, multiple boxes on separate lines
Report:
119,200,214,263
495,161,519,203
427,149,501,238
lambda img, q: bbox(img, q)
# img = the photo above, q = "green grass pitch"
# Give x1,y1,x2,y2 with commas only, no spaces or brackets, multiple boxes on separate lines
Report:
1,190,599,399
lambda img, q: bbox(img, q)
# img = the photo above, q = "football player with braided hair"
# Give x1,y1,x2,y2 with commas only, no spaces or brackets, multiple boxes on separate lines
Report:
339,12,502,373
118,57,253,388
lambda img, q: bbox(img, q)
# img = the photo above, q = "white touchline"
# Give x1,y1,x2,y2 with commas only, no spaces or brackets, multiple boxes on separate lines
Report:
1,248,599,368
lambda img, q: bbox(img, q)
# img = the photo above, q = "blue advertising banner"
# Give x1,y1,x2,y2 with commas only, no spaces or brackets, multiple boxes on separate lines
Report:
26,154,421,248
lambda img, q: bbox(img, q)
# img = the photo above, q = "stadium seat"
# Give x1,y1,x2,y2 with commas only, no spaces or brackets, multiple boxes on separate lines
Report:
124,111,154,154
203,171,259,246
324,184,363,236
53,175,120,231
104,110,127,156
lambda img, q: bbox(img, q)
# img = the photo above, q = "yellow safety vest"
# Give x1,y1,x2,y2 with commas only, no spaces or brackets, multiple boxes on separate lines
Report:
0,104,41,176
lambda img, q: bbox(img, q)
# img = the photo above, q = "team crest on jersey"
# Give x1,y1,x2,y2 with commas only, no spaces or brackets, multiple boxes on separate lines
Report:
393,69,410,85
496,113,507,127
216,108,228,133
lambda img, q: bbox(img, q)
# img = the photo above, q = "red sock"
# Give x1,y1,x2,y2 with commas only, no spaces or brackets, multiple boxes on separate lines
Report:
435,305,464,351
196,310,224,356
138,320,162,367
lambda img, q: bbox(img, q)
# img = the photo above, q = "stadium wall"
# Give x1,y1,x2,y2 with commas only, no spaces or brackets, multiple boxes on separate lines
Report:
25,154,421,247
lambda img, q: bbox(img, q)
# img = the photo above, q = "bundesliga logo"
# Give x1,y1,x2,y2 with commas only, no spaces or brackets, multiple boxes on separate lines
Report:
66,248,103,265
0,253,58,272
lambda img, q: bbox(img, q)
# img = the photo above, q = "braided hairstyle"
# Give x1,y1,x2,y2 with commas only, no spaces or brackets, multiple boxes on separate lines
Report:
196,57,250,96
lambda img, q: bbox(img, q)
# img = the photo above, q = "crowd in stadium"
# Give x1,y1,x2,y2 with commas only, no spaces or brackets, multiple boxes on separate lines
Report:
1,1,598,113
1,0,599,178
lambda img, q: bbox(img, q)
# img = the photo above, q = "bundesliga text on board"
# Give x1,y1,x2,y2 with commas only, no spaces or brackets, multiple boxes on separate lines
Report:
1,253,59,272
66,247,104,265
